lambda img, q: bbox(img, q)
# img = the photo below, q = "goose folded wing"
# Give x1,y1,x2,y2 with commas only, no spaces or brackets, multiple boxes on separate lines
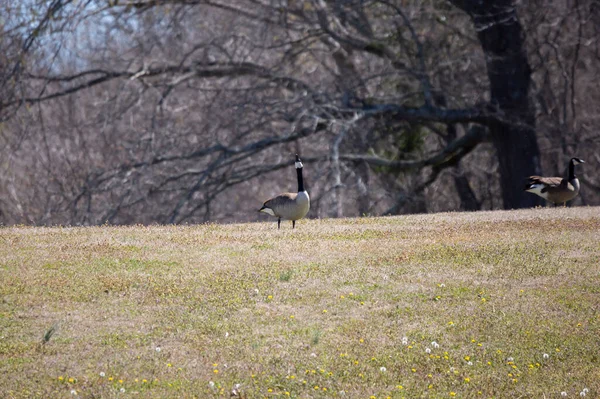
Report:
526,176,563,188
264,193,298,208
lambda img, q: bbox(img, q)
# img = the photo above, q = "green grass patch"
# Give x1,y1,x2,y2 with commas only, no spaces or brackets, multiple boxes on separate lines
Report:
0,208,599,397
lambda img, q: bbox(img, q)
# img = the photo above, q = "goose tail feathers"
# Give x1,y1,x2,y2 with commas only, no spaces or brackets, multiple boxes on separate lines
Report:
259,205,275,216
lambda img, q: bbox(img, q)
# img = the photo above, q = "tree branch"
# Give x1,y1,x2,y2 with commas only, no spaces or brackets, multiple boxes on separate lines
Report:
340,125,488,171
10,61,316,107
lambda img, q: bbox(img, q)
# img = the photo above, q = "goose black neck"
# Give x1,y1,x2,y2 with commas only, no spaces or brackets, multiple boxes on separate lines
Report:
297,167,305,192
569,159,576,180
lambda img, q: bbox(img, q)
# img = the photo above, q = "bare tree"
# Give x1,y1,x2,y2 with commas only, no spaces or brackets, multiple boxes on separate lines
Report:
450,0,542,209
524,0,600,205
0,0,597,225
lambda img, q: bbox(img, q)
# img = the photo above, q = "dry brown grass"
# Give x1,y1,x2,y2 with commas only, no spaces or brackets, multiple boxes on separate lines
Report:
1,207,600,398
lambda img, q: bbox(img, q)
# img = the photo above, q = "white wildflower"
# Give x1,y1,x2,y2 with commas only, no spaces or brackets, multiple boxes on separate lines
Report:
467,361,473,366
99,372,105,377
507,357,514,362
580,391,586,397
431,341,440,349
120,388,126,393
155,347,161,353
70,390,77,396
209,381,215,388
379,366,387,372
582,389,589,394
425,348,431,354
561,392,568,397
543,353,549,359
231,384,241,397
225,332,229,338
402,336,409,345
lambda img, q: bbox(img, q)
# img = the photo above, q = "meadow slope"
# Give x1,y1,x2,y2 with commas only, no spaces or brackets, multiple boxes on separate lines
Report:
1,207,600,398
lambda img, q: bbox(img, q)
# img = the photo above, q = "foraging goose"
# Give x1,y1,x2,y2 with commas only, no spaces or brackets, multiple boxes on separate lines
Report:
259,154,310,229
524,157,585,206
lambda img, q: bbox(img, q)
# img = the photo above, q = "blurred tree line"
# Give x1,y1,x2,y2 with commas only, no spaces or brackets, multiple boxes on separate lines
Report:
0,0,598,225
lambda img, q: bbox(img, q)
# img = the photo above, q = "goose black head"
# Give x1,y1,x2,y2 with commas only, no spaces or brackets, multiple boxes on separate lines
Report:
295,154,303,169
570,157,585,165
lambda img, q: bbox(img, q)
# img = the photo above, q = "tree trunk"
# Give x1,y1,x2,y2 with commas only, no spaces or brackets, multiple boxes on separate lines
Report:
452,0,542,208
454,171,481,211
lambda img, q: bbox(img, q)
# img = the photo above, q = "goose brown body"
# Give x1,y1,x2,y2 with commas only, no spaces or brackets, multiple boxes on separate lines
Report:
259,155,310,228
262,192,310,222
524,157,584,206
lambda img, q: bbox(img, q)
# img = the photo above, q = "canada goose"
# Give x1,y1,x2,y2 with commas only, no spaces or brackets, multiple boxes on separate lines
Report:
524,157,585,206
259,154,310,229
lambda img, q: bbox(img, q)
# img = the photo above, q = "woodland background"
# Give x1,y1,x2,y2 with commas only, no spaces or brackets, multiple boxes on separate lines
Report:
0,0,598,226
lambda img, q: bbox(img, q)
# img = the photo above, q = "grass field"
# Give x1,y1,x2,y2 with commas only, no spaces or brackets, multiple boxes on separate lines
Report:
1,207,600,398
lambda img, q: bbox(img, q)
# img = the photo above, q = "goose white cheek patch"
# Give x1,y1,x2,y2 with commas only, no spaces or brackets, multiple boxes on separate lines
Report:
295,161,303,169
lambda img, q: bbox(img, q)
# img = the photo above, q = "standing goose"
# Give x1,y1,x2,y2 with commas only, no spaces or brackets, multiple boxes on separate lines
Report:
524,157,585,206
259,154,310,229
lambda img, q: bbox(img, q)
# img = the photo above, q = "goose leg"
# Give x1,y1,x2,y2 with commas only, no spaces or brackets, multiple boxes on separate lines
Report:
293,220,296,229
278,218,281,229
